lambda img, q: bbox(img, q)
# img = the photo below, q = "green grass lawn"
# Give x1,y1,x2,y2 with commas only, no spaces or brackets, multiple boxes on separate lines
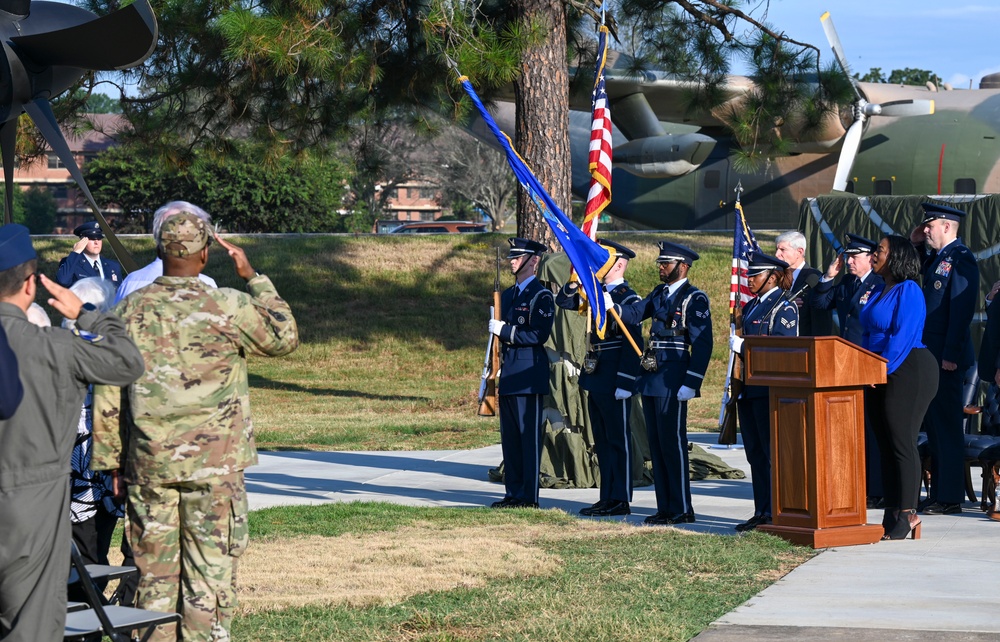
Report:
34,231,775,450
229,502,811,642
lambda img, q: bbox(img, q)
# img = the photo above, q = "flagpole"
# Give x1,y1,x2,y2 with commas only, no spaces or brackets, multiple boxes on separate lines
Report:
714,181,746,450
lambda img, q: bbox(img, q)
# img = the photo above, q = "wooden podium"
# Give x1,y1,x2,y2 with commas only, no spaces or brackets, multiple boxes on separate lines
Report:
743,336,887,548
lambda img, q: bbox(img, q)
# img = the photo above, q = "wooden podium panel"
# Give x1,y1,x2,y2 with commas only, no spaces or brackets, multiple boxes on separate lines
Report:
745,336,887,548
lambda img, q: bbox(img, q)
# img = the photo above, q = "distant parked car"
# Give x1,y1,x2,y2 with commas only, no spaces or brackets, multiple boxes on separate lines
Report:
389,221,488,234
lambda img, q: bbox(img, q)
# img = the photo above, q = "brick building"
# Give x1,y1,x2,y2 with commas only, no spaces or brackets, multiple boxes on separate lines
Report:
11,113,124,233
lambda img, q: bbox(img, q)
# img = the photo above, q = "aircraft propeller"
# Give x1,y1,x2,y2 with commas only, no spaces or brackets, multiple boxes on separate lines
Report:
820,12,935,192
0,0,158,271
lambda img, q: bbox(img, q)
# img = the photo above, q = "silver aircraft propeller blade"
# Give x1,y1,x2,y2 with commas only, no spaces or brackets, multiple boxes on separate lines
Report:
871,99,936,118
23,98,138,272
832,117,865,192
820,11,862,102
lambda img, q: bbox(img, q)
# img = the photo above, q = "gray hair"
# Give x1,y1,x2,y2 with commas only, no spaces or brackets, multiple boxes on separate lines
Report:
62,277,116,329
152,201,213,243
775,230,806,251
25,303,51,328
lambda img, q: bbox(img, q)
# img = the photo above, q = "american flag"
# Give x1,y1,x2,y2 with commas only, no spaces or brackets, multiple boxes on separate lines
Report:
730,201,760,314
581,24,612,241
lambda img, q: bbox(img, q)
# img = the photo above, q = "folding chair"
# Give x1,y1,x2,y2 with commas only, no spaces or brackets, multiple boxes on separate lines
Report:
65,542,179,642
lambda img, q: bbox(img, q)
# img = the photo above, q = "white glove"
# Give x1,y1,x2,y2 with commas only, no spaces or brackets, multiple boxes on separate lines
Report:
602,291,614,310
564,360,580,378
677,385,696,402
488,319,506,336
614,387,632,400
729,335,744,353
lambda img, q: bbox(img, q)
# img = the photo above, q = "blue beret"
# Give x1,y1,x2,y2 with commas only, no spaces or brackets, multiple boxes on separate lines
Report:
0,224,37,272
746,252,789,277
656,241,699,264
597,238,636,260
843,233,877,255
507,237,547,258
920,203,966,225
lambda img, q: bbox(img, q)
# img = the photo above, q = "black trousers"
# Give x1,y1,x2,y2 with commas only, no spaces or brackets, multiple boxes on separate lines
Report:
641,393,692,516
922,363,965,503
587,392,633,503
737,394,771,517
499,394,544,504
867,348,939,510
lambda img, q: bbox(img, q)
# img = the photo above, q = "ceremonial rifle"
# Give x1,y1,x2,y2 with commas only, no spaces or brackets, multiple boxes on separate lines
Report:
477,247,502,416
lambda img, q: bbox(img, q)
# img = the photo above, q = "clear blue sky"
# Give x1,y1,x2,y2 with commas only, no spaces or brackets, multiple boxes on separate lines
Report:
730,1,998,88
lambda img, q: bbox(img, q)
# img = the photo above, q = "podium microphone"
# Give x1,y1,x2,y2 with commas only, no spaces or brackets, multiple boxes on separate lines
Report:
787,272,820,302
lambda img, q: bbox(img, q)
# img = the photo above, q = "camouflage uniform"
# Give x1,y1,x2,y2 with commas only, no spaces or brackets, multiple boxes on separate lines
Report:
92,227,298,641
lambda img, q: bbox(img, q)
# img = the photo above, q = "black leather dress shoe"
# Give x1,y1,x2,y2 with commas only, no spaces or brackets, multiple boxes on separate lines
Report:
591,500,630,516
917,497,936,511
515,500,540,509
921,501,962,515
491,497,517,508
580,500,610,516
735,514,771,532
645,512,694,525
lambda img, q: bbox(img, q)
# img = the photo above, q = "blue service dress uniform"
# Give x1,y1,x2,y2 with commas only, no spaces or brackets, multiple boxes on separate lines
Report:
791,265,832,336
497,276,555,505
556,280,643,504
919,238,979,505
979,294,1000,385
618,279,713,518
735,289,799,519
813,270,885,497
56,252,124,288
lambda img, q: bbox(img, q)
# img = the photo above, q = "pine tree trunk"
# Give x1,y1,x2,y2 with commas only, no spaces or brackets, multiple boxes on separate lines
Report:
511,0,569,251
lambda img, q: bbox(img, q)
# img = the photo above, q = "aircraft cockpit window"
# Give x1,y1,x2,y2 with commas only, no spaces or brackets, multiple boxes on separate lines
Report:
703,171,720,190
873,180,893,196
954,178,976,194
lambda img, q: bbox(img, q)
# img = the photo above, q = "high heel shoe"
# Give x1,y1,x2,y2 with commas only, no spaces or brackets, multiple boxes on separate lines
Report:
881,507,898,535
882,508,921,540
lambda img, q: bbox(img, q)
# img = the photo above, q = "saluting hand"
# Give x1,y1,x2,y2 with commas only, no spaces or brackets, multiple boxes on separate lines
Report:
825,254,843,279
72,237,89,254
215,235,256,281
39,274,83,320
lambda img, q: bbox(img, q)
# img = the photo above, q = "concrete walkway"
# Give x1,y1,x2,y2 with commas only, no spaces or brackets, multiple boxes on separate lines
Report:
245,433,999,640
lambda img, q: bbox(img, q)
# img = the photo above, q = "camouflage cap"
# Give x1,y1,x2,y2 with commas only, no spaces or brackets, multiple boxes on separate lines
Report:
158,212,210,257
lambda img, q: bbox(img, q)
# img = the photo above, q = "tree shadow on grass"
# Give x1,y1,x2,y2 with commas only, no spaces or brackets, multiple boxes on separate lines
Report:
249,373,429,402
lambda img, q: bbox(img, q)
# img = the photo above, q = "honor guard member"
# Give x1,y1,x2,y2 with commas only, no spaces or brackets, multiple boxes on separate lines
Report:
56,220,124,288
488,238,555,508
775,230,831,336
728,253,799,531
556,239,642,516
812,233,885,505
612,241,713,525
911,203,979,515
0,223,144,642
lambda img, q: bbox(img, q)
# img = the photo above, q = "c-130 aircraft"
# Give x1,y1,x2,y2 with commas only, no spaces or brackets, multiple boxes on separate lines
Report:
480,12,997,231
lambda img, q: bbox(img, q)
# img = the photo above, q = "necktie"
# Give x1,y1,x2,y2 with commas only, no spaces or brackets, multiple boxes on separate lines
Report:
93,260,100,271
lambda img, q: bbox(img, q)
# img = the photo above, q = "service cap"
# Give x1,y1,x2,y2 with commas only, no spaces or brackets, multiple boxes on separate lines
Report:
843,233,877,255
920,202,967,225
74,220,104,240
597,238,636,260
746,252,789,277
656,241,699,265
507,237,547,258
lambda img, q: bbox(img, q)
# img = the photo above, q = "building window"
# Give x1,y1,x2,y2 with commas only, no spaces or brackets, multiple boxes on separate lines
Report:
52,186,69,199
419,187,437,200
47,153,64,169
954,178,976,194
873,179,893,195
420,211,435,221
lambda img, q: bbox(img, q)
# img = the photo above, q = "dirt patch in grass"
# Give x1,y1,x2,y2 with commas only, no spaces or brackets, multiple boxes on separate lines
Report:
236,519,637,612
